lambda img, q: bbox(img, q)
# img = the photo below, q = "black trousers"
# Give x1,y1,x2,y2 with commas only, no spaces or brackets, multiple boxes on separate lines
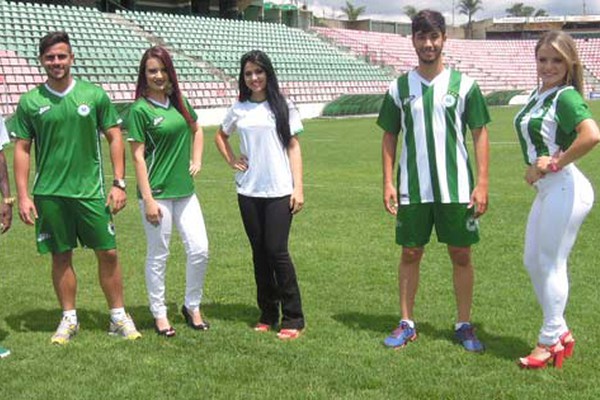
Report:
238,194,304,329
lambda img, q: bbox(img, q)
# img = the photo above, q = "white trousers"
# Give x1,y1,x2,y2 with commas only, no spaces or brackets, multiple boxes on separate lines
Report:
524,164,593,345
140,195,209,319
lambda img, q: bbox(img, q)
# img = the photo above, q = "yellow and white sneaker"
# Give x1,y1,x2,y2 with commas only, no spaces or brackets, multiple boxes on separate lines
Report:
51,317,79,345
108,314,142,340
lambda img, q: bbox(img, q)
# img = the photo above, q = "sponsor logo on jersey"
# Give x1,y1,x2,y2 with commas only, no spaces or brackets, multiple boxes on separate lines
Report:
77,104,91,117
153,116,165,126
37,232,52,242
107,222,115,236
38,105,51,115
402,95,415,106
443,93,458,108
466,216,479,232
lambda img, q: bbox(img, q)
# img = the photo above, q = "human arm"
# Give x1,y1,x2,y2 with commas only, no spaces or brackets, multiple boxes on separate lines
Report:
536,119,600,173
287,136,304,214
104,125,127,214
0,150,12,233
214,128,248,171
130,141,162,226
382,131,398,215
469,126,489,218
13,139,37,225
189,122,204,176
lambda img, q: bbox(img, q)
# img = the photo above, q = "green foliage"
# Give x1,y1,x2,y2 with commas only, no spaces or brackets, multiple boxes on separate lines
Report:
322,94,384,116
506,2,547,17
2,104,600,399
340,1,366,21
485,89,524,106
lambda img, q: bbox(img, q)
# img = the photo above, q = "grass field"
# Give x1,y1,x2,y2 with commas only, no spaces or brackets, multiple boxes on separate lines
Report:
1,103,600,399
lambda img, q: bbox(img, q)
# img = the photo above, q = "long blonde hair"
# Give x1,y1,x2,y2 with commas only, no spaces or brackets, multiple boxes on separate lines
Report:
535,30,584,95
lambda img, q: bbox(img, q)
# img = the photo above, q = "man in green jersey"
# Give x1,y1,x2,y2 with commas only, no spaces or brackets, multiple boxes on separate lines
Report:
378,10,490,352
12,31,141,344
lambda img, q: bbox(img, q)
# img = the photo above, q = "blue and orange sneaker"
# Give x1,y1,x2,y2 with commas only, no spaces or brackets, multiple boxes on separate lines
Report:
384,321,417,349
455,323,484,352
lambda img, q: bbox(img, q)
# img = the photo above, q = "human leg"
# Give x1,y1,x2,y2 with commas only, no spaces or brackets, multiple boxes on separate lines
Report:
139,199,173,330
173,195,209,328
533,170,593,346
51,251,80,344
448,246,473,324
238,195,279,326
262,196,304,330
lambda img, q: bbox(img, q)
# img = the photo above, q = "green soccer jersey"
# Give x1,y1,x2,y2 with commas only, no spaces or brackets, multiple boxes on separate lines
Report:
377,68,490,205
11,80,121,199
514,86,591,165
125,97,198,199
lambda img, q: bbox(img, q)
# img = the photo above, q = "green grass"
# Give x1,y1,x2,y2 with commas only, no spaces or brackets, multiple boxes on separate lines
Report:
2,103,600,399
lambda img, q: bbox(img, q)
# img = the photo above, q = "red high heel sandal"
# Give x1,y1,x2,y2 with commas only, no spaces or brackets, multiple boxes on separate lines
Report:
559,331,575,359
518,342,565,369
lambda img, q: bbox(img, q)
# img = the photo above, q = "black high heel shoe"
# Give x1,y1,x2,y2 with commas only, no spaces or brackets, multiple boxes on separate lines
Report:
181,305,210,331
154,321,176,337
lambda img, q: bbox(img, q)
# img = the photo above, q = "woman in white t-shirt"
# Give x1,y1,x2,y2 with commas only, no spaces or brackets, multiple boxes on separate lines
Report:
215,50,305,340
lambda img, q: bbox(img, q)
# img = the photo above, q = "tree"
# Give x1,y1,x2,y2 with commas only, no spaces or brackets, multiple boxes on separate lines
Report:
403,5,418,19
505,2,547,17
457,0,483,39
341,1,366,21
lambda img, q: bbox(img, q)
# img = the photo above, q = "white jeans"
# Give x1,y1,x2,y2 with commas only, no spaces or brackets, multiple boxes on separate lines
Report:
524,164,593,345
140,195,209,319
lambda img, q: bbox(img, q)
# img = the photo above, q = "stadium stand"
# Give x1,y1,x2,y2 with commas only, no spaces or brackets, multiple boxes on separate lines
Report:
0,0,391,116
1,0,599,118
313,27,600,97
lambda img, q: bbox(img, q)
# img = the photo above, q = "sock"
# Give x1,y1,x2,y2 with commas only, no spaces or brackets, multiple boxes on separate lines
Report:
110,307,127,322
400,319,415,329
455,321,470,331
63,309,77,324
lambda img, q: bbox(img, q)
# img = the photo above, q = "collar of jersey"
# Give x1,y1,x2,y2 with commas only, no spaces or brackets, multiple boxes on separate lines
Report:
412,67,449,86
146,97,171,109
534,85,562,101
44,79,76,98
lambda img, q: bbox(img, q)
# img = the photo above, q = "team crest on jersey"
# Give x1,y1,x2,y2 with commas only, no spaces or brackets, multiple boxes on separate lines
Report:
531,108,545,119
466,216,479,232
77,104,91,117
402,95,415,106
107,222,115,236
153,116,165,126
38,105,51,115
443,92,458,108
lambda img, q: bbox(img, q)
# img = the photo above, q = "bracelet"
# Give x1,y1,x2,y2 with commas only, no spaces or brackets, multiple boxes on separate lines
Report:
2,197,15,206
548,160,561,173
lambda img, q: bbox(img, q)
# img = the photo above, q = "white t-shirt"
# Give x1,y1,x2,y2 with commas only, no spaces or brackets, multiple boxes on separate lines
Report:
0,114,9,151
221,99,303,197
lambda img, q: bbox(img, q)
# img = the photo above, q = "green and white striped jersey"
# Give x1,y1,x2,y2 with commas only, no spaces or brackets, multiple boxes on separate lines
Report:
377,68,490,205
514,86,591,165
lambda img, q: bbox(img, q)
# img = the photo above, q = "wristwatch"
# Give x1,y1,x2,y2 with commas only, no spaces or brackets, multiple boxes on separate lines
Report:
2,197,15,206
113,179,127,191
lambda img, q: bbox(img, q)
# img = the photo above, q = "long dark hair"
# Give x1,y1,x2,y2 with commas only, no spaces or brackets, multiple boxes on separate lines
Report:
135,46,194,127
238,50,291,148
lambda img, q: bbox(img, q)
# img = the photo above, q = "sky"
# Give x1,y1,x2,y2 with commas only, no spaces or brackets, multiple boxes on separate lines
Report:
277,1,599,25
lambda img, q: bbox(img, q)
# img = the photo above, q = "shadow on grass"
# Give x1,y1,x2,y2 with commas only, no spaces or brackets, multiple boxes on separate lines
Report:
0,328,8,341
332,312,530,360
202,302,259,328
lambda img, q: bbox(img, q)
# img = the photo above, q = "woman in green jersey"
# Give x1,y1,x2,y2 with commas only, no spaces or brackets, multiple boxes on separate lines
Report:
127,46,209,337
514,31,600,369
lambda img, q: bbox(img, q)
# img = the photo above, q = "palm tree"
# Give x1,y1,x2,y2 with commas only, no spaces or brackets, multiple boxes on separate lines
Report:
457,0,483,39
403,5,418,19
341,1,366,21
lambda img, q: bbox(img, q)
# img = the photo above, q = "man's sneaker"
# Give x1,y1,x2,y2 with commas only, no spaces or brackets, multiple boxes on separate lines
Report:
0,346,10,358
108,314,142,340
384,321,417,349
51,317,79,345
455,323,484,352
